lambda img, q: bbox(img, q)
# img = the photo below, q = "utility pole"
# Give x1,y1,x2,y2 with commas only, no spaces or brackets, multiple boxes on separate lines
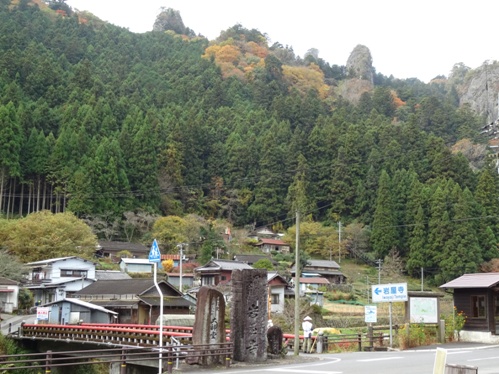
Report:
338,221,342,263
366,275,370,304
177,243,186,292
376,259,383,284
294,210,300,356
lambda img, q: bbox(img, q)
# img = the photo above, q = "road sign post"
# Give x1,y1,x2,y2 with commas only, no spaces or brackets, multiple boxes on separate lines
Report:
149,239,163,374
371,283,407,347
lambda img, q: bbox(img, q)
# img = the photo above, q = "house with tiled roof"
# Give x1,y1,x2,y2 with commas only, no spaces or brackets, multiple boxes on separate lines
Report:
254,238,290,254
194,259,253,287
291,259,346,284
74,278,195,324
232,254,277,266
24,257,96,305
96,241,149,262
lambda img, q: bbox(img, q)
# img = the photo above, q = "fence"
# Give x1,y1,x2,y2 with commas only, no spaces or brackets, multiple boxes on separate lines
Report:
0,343,233,374
284,327,391,352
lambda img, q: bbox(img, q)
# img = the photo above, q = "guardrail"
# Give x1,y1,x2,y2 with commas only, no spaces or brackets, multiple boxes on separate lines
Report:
0,344,233,373
20,323,193,346
18,323,391,353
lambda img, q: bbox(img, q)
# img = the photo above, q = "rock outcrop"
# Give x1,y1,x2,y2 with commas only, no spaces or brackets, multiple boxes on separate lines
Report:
337,44,374,104
458,61,499,123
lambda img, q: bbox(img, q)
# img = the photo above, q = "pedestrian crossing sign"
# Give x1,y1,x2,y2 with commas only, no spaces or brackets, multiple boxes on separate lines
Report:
148,239,161,262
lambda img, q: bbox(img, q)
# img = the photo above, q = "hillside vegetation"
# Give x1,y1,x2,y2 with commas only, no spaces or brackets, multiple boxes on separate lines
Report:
0,0,498,286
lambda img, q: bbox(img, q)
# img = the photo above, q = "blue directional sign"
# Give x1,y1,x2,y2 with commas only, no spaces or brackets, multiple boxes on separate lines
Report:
365,305,377,323
148,239,161,262
371,282,408,303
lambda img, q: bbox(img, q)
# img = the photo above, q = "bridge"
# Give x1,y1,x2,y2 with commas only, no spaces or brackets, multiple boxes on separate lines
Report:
2,322,387,373
6,323,233,373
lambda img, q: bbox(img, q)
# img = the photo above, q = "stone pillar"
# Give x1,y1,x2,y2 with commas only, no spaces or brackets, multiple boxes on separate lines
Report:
267,326,283,356
188,286,226,366
230,269,268,362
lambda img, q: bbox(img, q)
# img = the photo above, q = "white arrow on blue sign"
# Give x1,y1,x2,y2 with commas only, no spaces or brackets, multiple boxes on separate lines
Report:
371,283,408,303
148,239,161,262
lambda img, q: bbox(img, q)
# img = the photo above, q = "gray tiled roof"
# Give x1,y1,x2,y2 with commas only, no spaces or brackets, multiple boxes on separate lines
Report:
440,273,499,288
95,270,132,281
98,241,148,252
75,278,156,295
196,259,253,272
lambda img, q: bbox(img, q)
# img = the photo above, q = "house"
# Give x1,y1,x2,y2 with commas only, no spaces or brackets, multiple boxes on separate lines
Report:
440,273,499,343
95,241,149,263
0,277,20,313
166,273,195,289
74,278,195,324
254,239,290,254
299,277,330,292
95,270,132,281
291,259,346,284
194,259,253,287
119,258,153,273
24,257,96,305
232,254,277,266
161,254,182,267
247,227,278,241
40,298,118,324
267,272,288,314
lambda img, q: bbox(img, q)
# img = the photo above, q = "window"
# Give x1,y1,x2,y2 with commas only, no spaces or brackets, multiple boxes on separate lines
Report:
271,294,280,305
495,296,499,317
202,276,214,286
60,269,87,278
471,295,486,318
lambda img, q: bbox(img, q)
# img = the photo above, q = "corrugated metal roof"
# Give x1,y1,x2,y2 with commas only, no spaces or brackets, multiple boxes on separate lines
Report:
440,273,499,288
195,259,253,272
300,277,330,284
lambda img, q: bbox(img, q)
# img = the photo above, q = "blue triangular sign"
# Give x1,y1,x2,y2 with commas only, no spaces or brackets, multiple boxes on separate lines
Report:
149,239,161,262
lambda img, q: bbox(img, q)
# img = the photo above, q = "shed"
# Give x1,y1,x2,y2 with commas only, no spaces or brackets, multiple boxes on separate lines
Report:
42,298,117,325
119,258,153,273
440,273,499,342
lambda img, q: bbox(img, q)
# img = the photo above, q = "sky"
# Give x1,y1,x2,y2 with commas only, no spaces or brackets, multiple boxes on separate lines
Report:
65,0,498,83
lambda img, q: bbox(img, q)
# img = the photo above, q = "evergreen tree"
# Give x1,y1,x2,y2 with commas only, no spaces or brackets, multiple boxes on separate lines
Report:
0,102,22,214
371,170,398,258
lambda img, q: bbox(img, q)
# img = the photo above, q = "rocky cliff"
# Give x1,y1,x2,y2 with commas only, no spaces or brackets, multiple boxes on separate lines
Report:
337,44,374,104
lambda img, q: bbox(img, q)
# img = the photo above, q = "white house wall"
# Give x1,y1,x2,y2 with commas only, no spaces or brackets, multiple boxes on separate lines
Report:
49,259,96,279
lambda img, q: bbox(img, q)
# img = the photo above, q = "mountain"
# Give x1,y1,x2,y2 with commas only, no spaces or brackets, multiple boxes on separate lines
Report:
1,0,499,284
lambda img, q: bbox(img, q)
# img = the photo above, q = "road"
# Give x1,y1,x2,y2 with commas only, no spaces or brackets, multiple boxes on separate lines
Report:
0,313,36,335
186,345,499,374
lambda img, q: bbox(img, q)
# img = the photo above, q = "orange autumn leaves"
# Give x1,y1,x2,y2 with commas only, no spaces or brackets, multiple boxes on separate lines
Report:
203,39,329,98
203,40,267,80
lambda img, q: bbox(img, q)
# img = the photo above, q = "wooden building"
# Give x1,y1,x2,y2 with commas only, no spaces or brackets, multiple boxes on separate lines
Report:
440,273,499,337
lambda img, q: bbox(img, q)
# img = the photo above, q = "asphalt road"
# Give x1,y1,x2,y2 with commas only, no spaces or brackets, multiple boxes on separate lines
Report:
0,313,36,335
177,343,499,373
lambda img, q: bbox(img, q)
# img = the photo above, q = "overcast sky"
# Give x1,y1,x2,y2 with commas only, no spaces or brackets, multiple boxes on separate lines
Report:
66,0,498,83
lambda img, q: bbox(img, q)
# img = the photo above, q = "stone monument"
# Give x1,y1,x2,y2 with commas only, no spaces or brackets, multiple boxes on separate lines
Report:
188,286,226,365
230,269,268,362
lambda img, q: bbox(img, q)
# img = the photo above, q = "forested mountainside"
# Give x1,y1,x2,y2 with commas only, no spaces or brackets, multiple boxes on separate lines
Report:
1,0,499,283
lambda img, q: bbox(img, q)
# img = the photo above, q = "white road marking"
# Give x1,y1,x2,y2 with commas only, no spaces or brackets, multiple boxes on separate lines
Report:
468,356,499,362
219,358,342,374
357,357,404,362
266,369,341,373
447,351,472,355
